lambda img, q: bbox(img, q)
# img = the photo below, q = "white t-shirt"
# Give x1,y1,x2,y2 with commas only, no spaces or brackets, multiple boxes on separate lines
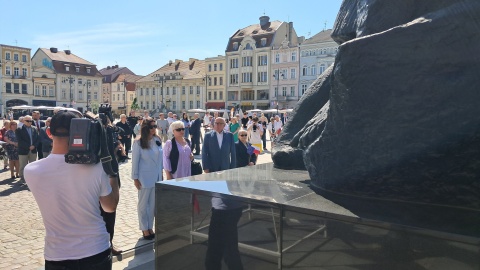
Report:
248,123,263,144
274,120,283,132
24,154,111,261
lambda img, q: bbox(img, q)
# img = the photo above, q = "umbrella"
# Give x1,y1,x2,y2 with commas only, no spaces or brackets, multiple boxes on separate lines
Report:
246,109,263,113
222,109,230,120
12,105,34,110
262,109,278,114
207,109,222,113
278,108,294,114
187,109,206,113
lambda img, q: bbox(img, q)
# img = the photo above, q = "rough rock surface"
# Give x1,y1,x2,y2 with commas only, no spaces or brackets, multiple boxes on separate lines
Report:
273,0,480,216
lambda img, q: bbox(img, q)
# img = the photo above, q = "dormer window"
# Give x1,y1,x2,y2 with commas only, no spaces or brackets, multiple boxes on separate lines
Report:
261,38,267,47
64,64,70,71
233,42,238,50
245,43,252,50
86,67,91,74
75,66,80,72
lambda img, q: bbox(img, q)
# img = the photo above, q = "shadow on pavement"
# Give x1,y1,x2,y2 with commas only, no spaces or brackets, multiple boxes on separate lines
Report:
0,177,29,196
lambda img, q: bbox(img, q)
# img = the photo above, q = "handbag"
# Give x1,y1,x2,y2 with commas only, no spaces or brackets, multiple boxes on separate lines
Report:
191,160,203,176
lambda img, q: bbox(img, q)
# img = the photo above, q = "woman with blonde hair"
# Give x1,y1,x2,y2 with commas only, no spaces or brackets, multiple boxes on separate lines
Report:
163,121,194,180
131,119,163,240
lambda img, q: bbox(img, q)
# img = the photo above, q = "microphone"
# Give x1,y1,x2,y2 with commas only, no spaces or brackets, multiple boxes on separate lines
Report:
155,141,162,147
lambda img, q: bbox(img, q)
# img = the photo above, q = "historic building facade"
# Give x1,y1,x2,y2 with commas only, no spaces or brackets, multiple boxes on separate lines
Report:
205,55,226,109
299,29,338,96
99,65,139,115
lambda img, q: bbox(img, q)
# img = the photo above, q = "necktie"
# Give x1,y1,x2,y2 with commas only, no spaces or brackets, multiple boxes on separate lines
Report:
36,121,40,130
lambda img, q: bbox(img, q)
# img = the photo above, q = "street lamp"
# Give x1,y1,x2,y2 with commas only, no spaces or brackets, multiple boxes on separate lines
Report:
122,78,128,114
273,69,285,115
202,74,211,109
153,73,167,113
62,75,75,107
84,80,91,111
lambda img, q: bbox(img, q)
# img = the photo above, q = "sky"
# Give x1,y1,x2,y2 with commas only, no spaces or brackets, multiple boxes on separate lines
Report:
0,0,343,76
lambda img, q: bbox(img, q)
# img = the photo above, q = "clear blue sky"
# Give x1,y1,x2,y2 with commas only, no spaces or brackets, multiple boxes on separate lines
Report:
0,0,343,76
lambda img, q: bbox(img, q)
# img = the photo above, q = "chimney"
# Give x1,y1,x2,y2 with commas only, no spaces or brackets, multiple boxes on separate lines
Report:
64,50,71,55
107,66,111,69
289,22,293,44
259,16,270,28
50,47,58,53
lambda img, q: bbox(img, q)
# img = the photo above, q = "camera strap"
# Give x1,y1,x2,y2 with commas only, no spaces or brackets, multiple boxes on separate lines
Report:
98,122,117,176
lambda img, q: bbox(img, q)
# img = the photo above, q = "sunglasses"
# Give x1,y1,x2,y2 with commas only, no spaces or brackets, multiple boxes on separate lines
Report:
149,125,158,129
175,128,185,132
239,134,247,137
24,120,33,123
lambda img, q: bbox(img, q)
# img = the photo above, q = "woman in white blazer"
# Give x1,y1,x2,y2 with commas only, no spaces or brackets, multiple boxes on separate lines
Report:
131,119,163,240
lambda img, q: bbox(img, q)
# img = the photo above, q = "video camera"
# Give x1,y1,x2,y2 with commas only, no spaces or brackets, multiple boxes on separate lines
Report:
65,103,117,176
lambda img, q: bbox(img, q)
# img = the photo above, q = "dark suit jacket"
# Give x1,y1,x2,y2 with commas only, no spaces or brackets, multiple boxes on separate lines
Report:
235,141,257,167
16,126,40,155
202,131,236,172
190,118,201,137
39,127,53,153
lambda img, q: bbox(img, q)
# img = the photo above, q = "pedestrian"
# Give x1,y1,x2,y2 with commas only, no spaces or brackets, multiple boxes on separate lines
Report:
247,116,264,155
235,129,257,167
116,114,133,158
1,120,10,170
39,117,53,158
131,119,163,240
24,110,119,269
166,112,174,139
240,112,248,129
127,112,138,139
229,117,240,143
134,116,143,138
181,113,191,139
274,115,283,137
18,116,25,128
156,113,169,143
259,113,268,151
32,111,45,159
202,117,243,270
163,121,193,180
4,121,19,179
190,113,202,155
267,117,276,148
16,115,39,184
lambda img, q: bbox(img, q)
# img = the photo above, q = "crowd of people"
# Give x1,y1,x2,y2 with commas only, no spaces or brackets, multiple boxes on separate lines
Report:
11,108,287,269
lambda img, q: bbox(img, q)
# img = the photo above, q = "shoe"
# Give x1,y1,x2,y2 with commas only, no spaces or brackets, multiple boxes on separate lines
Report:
10,174,15,179
142,231,154,240
126,156,131,159
111,246,123,255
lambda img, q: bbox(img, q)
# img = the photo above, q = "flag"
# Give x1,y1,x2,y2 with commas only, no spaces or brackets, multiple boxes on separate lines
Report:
247,144,255,155
192,194,200,214
252,145,260,155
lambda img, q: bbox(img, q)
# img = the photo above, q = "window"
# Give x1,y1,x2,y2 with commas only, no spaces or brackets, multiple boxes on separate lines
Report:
214,92,218,100
35,85,40,96
146,101,149,109
93,80,98,86
153,88,156,95
49,86,54,96
208,79,212,86
21,84,27,94
79,91,84,100
214,77,217,86
117,84,120,91
196,86,200,95
146,88,149,95
172,87,176,95
282,87,287,96
65,66,70,71
208,92,212,100
182,86,185,95
230,58,238,68
76,67,80,72
189,86,193,94
14,67,19,76
319,64,326,74
233,42,238,50
275,53,280,63
87,92,91,100
22,55,27,62
5,52,10,60
219,63,223,71
219,77,223,85
311,65,316,75
122,93,125,101
282,69,288,79
130,93,133,101
274,87,278,97
214,64,217,71
86,68,90,74
291,68,296,79
166,87,169,95
291,51,297,61
14,54,18,61
172,101,176,110
241,72,252,83
42,85,47,96
78,78,82,85
290,86,295,97
258,71,268,82
261,38,267,47
301,84,308,95
189,101,193,109
208,64,212,72
140,101,143,109
219,91,223,100
182,101,186,109
62,89,66,99
258,55,267,66
196,101,200,108
5,66,10,75
230,74,238,84
245,43,253,50
152,101,156,109
302,65,308,76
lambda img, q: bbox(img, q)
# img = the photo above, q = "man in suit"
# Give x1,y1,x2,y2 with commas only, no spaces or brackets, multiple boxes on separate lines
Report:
190,113,202,155
16,115,40,184
39,117,53,158
202,117,243,270
32,111,45,159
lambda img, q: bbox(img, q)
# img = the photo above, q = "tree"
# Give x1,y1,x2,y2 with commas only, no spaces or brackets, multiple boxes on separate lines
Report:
131,97,139,111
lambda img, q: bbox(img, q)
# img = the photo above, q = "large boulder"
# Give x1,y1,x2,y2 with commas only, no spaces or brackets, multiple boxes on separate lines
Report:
273,0,480,233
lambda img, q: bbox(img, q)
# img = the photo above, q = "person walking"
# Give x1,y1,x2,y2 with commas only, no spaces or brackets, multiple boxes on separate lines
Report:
116,114,133,158
1,120,10,170
190,113,202,155
16,115,39,184
39,117,53,158
181,113,191,139
131,119,163,240
4,121,19,179
259,113,268,151
32,111,45,159
163,121,193,180
229,117,240,143
202,117,242,270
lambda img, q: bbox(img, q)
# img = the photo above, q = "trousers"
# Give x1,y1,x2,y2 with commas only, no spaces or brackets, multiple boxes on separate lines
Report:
45,248,111,270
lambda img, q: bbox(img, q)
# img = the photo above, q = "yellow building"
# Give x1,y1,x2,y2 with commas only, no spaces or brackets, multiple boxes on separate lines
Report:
135,59,205,115
205,55,226,109
0,44,33,113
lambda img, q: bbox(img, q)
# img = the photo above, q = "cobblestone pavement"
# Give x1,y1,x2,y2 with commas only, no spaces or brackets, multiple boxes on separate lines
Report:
0,129,274,269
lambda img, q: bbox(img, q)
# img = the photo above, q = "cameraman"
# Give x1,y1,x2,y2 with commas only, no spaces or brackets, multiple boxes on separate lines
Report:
247,116,264,155
25,111,119,269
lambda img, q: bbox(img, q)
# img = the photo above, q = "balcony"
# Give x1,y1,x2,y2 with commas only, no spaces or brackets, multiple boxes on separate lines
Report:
12,75,26,79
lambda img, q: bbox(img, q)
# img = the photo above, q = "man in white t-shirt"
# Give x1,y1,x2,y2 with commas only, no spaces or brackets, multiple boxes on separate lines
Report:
274,115,283,136
166,111,174,139
25,111,119,269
